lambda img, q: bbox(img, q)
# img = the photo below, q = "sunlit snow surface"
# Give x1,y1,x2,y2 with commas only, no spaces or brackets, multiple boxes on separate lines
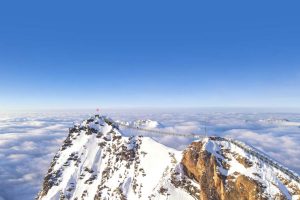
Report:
0,109,300,200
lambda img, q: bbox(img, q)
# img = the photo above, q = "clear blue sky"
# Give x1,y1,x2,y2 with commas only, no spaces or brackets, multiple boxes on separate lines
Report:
0,1,300,110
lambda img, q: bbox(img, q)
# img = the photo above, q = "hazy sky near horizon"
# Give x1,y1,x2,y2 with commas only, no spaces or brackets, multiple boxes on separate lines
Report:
0,1,300,109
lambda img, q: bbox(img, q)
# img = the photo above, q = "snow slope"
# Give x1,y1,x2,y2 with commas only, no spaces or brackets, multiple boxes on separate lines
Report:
37,115,300,200
37,116,198,200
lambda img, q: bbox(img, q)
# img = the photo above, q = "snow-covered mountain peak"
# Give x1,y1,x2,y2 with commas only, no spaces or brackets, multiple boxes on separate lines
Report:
116,119,162,129
37,115,300,200
37,116,198,200
258,118,300,127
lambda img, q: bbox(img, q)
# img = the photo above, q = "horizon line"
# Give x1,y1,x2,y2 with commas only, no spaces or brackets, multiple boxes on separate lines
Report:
1,106,300,113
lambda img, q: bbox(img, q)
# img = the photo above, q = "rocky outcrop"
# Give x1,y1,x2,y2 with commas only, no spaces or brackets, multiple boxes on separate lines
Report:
181,138,300,200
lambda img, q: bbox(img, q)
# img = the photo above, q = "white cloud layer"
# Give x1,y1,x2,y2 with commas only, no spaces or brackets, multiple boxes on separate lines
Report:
0,110,299,200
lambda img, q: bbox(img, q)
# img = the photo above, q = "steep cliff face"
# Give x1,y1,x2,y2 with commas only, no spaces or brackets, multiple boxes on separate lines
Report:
182,138,300,200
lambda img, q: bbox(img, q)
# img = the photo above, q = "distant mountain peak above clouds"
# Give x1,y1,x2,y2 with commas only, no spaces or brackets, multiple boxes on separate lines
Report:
116,119,163,129
37,115,300,200
256,118,300,127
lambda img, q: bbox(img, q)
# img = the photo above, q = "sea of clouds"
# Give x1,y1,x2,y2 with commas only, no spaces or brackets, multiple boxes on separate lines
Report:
0,109,300,200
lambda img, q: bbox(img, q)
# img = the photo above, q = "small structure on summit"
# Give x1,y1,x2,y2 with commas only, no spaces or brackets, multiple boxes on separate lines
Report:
95,108,100,118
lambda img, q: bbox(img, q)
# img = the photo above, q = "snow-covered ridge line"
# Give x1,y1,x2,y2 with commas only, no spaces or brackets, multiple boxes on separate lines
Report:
220,137,300,184
105,116,300,183
37,115,199,200
36,114,300,200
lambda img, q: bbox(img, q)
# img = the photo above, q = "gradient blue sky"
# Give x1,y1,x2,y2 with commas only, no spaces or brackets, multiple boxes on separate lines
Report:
0,1,300,110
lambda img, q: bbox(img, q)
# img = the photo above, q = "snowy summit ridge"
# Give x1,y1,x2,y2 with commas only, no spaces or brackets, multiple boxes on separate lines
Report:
37,115,300,200
37,115,198,200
